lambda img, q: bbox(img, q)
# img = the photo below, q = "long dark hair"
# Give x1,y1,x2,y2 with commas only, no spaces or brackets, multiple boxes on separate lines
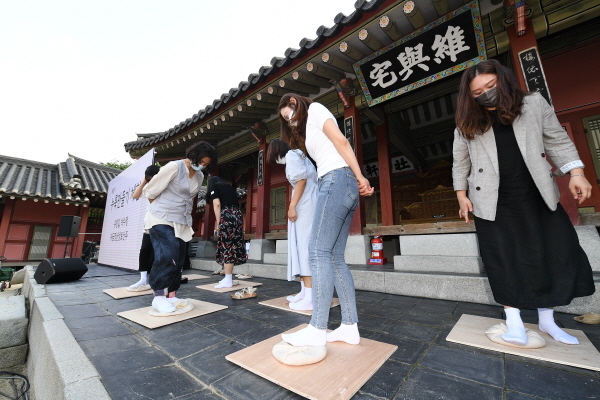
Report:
278,93,313,154
455,59,527,140
266,138,290,164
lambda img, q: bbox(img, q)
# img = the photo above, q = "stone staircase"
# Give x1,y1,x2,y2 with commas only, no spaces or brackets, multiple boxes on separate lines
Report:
190,227,600,315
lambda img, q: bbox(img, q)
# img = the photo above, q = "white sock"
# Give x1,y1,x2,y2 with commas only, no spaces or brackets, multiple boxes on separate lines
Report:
287,281,305,303
327,323,360,345
502,308,527,346
215,274,233,288
152,296,175,313
130,271,148,288
281,324,326,347
290,287,313,311
538,308,579,345
166,292,179,303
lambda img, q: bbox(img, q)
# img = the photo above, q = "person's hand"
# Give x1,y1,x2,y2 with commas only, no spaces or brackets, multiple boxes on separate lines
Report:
357,176,374,196
569,175,592,204
458,195,473,224
288,206,297,222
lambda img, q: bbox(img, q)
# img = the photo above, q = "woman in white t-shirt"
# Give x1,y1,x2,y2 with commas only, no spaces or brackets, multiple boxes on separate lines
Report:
278,93,374,347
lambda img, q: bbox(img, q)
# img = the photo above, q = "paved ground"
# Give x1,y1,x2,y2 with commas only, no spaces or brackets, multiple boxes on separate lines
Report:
43,264,600,400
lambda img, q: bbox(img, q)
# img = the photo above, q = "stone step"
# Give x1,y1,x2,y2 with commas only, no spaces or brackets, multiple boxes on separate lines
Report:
394,255,484,274
263,253,287,265
190,258,600,315
400,233,480,257
275,240,288,254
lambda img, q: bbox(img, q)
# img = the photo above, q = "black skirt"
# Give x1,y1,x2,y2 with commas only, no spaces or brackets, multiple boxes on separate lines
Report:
474,115,595,309
215,205,247,266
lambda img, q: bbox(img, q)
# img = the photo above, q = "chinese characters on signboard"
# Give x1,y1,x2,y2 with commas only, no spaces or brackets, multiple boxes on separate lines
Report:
518,46,552,106
257,150,264,186
354,0,486,106
364,156,415,178
344,116,355,152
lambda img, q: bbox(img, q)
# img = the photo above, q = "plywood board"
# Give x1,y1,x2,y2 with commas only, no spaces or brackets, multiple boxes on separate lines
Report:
117,299,227,329
182,274,210,281
447,314,600,371
259,296,340,316
226,324,397,400
196,281,262,293
103,287,153,299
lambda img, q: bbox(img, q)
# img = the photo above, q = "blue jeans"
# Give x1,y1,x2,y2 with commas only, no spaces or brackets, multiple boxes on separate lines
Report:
148,224,185,296
309,167,359,329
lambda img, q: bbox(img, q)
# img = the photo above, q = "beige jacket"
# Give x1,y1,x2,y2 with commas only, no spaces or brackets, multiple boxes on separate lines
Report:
452,93,582,221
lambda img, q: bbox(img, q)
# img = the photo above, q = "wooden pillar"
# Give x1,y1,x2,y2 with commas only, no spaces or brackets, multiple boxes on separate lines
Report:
245,170,254,234
506,18,538,92
254,138,271,239
0,198,16,257
507,18,579,224
201,168,218,241
375,115,394,226
72,205,89,258
345,97,365,235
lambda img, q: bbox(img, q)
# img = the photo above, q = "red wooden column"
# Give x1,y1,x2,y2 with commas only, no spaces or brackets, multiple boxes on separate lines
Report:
375,114,394,226
345,97,366,235
245,169,254,234
507,18,579,224
0,198,16,257
254,138,271,239
201,168,218,241
72,204,89,258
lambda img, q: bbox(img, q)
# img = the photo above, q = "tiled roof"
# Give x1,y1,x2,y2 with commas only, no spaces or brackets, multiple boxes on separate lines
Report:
0,154,121,204
124,0,389,152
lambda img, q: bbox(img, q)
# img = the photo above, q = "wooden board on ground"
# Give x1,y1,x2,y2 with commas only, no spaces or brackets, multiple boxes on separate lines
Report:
117,299,227,329
226,324,397,400
259,296,340,316
196,281,262,293
103,287,153,299
447,314,600,372
182,274,210,281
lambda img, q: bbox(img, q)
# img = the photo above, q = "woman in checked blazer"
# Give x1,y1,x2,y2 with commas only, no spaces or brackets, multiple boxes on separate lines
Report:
452,59,595,347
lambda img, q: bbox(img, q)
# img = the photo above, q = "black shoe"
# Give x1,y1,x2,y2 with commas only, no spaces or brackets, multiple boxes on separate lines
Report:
181,277,188,284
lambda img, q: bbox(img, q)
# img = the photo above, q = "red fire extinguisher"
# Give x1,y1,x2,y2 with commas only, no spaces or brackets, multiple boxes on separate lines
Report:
368,235,387,265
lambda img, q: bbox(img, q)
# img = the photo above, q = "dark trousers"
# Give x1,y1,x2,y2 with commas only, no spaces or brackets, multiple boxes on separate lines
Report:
138,233,154,272
148,224,185,295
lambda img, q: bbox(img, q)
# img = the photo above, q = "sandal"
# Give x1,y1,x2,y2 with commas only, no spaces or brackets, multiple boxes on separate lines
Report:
231,287,257,300
574,313,600,324
212,267,224,275
235,274,253,279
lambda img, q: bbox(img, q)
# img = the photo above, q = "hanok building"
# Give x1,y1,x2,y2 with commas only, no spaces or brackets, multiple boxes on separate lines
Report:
0,154,120,266
124,0,600,309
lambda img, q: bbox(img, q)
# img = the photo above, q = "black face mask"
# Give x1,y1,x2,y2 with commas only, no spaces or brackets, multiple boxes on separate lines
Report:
474,87,498,107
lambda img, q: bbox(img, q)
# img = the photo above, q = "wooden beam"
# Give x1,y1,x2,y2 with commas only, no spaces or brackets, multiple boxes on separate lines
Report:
292,70,332,88
306,62,345,82
378,15,403,41
362,220,476,236
358,28,383,52
321,52,353,73
338,41,366,61
278,79,321,95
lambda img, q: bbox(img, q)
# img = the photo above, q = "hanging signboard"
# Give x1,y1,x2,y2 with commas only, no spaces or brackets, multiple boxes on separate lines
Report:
518,46,552,106
344,116,355,152
354,0,486,107
257,150,264,186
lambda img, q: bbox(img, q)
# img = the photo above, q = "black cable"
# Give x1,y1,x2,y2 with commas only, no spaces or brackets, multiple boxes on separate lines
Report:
0,371,30,400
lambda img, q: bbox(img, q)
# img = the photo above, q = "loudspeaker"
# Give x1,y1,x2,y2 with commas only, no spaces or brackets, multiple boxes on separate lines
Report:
58,216,81,238
34,258,88,284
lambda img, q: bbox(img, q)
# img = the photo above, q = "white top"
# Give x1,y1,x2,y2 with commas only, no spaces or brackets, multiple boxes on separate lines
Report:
305,102,348,177
142,161,199,242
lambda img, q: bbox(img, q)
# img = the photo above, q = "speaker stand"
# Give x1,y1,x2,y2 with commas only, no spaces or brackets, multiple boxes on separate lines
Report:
63,237,69,258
